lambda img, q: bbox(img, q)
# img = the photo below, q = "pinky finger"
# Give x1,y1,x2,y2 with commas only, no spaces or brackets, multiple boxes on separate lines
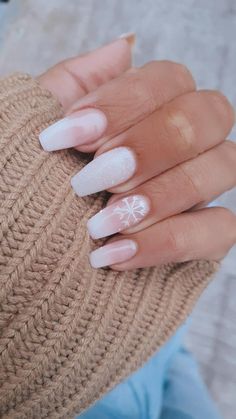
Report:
89,207,236,270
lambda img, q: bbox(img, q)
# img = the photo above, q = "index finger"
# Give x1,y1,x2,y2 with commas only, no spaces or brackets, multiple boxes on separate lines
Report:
39,61,196,153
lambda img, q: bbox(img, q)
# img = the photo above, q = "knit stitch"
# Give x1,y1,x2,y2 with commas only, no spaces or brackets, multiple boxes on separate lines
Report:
0,74,218,419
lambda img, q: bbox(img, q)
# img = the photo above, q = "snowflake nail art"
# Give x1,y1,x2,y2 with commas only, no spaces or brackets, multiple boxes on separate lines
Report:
87,194,150,239
112,196,150,228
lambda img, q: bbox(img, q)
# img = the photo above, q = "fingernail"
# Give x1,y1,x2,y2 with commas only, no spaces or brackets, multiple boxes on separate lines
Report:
39,109,107,151
87,195,150,239
89,239,137,268
71,147,137,197
119,32,136,47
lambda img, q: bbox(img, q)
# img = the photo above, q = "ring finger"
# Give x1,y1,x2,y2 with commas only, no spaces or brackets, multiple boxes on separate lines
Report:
87,141,236,239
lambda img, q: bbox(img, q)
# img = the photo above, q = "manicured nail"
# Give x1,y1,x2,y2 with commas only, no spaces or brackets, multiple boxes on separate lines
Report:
89,239,137,268
71,147,137,197
39,109,107,151
119,32,136,47
87,195,150,239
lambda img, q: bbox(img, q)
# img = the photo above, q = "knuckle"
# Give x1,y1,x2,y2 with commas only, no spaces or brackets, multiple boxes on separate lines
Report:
216,141,236,186
127,71,157,115
223,141,236,184
146,59,160,68
174,62,191,76
165,107,197,157
221,208,236,244
165,218,188,260
222,137,236,152
146,176,168,202
152,60,196,89
158,60,189,75
207,90,235,124
145,60,189,74
177,164,203,202
171,62,196,89
212,208,236,258
224,139,236,154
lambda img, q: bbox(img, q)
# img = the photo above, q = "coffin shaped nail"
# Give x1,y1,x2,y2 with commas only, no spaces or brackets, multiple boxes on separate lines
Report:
71,147,137,197
39,109,107,151
89,239,138,268
87,195,150,239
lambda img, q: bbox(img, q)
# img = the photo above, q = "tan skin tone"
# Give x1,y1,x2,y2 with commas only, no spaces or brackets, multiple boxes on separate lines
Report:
39,38,236,270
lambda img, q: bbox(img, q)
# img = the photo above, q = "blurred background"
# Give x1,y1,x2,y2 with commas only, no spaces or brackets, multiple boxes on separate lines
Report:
0,0,235,417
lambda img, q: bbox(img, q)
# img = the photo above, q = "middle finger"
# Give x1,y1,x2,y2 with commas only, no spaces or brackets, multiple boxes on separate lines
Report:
71,89,234,197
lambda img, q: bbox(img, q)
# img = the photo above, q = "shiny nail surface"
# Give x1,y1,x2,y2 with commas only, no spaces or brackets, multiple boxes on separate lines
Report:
89,239,137,268
39,109,107,151
87,195,150,239
71,147,136,197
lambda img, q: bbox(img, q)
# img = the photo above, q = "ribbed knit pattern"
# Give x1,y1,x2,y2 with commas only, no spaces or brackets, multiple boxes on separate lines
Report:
0,74,218,419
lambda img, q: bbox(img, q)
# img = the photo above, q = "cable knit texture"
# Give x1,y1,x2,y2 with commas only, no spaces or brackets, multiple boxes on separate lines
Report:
0,74,218,419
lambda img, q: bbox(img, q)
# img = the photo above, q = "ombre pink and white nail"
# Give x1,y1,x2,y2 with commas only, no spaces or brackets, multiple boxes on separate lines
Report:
39,109,107,151
89,239,137,268
87,195,150,239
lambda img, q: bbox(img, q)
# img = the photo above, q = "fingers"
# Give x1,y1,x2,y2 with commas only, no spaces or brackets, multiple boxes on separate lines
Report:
70,90,235,197
72,61,196,151
100,90,235,193
39,61,196,152
87,141,236,239
38,37,132,111
89,207,236,270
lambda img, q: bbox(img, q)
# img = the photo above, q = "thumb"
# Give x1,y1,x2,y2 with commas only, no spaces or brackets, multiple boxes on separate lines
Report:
38,34,134,111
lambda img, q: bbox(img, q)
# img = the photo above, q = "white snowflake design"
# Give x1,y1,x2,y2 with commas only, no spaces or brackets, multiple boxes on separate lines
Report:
112,196,148,228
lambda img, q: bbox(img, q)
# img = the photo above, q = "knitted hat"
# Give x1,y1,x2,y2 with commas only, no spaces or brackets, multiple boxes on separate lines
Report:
0,74,218,419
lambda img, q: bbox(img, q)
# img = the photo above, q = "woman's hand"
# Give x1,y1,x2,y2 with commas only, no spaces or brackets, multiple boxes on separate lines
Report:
38,37,236,270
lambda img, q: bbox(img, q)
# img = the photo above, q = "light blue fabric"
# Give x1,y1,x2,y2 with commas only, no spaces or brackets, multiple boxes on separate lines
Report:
76,322,221,419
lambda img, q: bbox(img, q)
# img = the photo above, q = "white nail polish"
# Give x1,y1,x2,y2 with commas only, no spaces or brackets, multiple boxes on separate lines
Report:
39,109,107,151
87,195,150,239
71,147,137,197
89,239,138,268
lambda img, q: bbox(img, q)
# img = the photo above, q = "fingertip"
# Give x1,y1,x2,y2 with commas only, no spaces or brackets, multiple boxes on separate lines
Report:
99,35,133,72
118,32,136,48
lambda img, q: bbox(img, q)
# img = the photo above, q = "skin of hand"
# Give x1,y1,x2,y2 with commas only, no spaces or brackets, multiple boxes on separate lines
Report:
38,36,236,270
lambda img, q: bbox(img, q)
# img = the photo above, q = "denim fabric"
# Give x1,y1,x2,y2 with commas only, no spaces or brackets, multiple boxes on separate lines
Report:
76,322,221,419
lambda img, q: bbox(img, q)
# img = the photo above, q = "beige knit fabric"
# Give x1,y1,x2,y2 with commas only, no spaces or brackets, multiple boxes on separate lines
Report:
0,73,218,419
